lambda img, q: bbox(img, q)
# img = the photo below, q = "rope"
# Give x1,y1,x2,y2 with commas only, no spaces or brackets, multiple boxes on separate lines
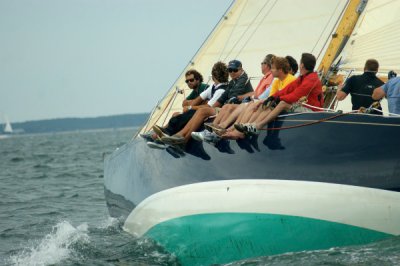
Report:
301,102,335,112
372,108,400,117
150,90,178,130
259,110,358,131
161,88,181,126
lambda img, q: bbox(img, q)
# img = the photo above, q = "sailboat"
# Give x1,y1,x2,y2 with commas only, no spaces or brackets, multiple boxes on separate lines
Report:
0,115,13,139
104,0,400,265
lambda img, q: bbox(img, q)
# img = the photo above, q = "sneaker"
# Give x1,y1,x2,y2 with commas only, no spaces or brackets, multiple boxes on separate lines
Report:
152,125,169,138
191,130,207,141
191,130,220,143
207,124,226,135
147,140,166,149
161,135,185,145
140,131,155,141
234,123,259,135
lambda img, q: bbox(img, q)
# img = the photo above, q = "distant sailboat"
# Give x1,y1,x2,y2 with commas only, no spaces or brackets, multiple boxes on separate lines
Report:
0,115,13,139
3,116,13,134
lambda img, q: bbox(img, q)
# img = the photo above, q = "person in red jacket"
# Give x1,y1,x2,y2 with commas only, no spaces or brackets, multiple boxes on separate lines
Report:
233,53,324,137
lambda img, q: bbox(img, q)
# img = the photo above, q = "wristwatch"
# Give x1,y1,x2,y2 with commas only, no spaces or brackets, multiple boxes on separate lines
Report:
188,105,192,110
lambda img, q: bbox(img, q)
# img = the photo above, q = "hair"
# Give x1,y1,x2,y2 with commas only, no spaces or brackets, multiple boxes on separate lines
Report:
300,53,316,72
212,61,229,83
263,54,275,68
271,57,290,74
364,59,379,72
185,69,203,83
285,55,298,74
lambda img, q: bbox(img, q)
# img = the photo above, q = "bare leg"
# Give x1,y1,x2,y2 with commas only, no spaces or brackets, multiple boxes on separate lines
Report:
218,104,245,129
255,101,292,129
175,107,216,142
213,104,237,125
236,102,260,124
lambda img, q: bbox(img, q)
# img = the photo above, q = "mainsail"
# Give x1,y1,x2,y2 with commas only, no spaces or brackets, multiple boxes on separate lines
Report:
141,0,351,133
334,0,400,113
338,0,400,74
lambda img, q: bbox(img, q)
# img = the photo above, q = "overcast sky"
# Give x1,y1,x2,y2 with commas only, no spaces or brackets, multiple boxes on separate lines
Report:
0,0,232,122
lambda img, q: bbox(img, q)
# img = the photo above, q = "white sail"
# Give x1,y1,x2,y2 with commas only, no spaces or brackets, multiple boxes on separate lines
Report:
141,0,350,133
338,0,400,74
3,116,13,133
335,0,400,113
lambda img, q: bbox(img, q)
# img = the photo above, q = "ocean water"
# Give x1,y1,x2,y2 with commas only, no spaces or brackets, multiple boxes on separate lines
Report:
0,128,399,266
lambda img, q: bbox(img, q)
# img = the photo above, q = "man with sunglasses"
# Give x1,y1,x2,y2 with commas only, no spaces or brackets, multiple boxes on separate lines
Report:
182,69,209,107
160,59,253,146
147,62,229,148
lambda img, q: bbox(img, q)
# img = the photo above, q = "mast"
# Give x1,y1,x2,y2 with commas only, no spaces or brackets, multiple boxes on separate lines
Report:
317,0,366,108
318,0,367,79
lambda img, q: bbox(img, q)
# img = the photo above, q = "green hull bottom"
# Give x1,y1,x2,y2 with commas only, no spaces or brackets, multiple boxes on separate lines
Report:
145,213,392,265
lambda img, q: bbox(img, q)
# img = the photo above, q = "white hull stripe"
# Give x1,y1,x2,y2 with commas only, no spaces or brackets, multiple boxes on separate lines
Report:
123,180,400,237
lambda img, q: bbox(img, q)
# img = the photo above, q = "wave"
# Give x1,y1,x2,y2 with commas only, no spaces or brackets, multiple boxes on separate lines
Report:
8,221,89,266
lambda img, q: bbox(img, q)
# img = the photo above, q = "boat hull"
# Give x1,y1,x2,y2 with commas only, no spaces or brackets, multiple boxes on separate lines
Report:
123,180,400,265
104,112,400,264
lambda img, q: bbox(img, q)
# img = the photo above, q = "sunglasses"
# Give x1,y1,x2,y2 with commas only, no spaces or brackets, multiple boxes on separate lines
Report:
185,78,196,83
228,68,239,73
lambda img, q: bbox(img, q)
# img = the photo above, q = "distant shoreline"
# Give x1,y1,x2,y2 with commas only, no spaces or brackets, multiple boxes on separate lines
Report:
0,113,149,135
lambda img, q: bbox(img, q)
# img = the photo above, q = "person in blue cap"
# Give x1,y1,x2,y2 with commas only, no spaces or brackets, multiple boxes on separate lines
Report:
160,59,253,146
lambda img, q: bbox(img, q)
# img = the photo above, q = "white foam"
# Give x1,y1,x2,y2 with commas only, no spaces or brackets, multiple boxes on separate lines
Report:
9,221,89,266
97,216,119,229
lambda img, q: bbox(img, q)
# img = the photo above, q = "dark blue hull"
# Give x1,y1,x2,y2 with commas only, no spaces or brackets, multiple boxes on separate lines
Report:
104,112,400,219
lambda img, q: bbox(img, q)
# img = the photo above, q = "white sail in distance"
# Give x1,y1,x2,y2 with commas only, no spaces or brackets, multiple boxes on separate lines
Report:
141,0,350,133
3,116,13,133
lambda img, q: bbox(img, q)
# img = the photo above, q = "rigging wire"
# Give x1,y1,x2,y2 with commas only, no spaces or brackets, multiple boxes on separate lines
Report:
234,0,277,59
312,0,346,58
218,0,247,61
223,0,272,62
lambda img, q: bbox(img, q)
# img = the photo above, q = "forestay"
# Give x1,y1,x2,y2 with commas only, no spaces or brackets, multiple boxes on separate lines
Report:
141,0,349,133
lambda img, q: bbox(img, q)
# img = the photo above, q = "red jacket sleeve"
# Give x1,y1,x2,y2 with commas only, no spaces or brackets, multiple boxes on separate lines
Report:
279,74,320,104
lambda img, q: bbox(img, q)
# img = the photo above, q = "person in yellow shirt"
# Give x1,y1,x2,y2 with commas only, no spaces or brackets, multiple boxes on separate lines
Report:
269,57,297,96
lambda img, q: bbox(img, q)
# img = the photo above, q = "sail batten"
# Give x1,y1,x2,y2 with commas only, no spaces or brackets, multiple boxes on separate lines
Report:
338,0,400,74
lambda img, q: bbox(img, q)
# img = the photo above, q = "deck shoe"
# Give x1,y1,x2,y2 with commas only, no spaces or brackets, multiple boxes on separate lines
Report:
139,131,155,141
204,122,214,132
208,124,226,135
147,140,167,149
152,125,169,138
161,135,185,145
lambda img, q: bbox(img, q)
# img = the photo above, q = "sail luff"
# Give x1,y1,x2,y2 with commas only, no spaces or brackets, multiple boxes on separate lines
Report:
141,1,240,133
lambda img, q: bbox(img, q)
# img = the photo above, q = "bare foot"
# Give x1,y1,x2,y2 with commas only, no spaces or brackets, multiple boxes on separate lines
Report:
222,130,245,140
